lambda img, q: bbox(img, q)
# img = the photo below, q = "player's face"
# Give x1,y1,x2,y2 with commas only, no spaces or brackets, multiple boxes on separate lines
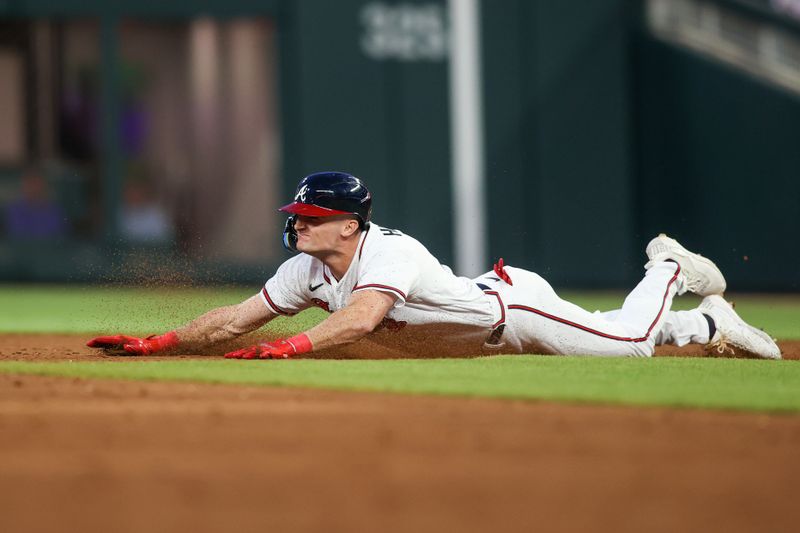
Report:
293,215,357,253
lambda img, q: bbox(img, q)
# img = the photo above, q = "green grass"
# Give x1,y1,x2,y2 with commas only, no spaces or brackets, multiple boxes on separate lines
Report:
1,285,799,412
0,285,258,334
2,285,798,338
0,284,322,337
1,356,799,412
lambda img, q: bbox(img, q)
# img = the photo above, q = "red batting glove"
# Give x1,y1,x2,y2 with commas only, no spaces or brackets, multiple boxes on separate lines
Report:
86,331,180,355
224,334,312,360
493,257,514,285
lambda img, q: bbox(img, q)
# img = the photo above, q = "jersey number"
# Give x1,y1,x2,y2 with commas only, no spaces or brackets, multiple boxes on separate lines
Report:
380,227,403,237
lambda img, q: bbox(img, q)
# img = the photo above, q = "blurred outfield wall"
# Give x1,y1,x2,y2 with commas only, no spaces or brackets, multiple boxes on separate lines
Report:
0,0,798,290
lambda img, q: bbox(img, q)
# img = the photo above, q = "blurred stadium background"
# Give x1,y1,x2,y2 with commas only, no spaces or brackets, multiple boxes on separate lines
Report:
0,0,797,290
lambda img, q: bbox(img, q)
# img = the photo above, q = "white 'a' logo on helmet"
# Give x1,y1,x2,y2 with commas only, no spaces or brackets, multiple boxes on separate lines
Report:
296,184,310,202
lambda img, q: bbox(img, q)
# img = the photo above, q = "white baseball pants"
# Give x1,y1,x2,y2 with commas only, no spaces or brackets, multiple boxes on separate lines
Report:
476,262,711,357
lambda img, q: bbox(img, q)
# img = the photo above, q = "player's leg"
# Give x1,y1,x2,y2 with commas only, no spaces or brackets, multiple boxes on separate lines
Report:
596,302,713,348
593,234,728,352
491,235,726,357
494,262,680,357
656,297,780,359
605,304,780,360
654,310,713,347
590,235,779,359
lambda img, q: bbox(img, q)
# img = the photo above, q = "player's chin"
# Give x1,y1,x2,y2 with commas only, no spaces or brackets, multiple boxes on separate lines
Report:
295,237,312,252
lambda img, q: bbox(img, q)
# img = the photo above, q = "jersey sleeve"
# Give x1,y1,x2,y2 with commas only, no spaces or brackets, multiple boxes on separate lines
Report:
352,250,419,308
260,256,312,316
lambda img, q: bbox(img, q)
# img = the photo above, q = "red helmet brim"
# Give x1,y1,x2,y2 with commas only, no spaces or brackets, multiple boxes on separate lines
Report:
278,202,351,217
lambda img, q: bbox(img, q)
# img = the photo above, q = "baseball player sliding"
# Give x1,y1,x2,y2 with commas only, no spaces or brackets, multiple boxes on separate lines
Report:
87,172,781,360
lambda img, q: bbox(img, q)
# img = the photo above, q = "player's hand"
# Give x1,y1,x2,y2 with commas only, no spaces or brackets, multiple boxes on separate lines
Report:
86,332,179,355
224,334,312,360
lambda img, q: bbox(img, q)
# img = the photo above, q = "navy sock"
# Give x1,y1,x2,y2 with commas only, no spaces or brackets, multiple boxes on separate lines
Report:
702,313,716,340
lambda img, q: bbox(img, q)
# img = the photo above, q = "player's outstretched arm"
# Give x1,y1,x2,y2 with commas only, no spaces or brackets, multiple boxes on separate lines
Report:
87,294,276,355
173,294,276,347
305,290,396,350
224,290,396,359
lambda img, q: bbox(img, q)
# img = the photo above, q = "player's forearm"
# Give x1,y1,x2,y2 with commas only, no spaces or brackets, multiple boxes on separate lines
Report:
222,291,394,359
172,306,236,347
304,307,378,351
304,290,396,352
174,305,262,348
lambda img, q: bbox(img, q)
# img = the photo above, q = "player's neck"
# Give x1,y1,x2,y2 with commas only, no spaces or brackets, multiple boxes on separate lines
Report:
310,233,361,280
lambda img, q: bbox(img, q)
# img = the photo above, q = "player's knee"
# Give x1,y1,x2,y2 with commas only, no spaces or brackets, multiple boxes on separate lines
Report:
636,342,655,358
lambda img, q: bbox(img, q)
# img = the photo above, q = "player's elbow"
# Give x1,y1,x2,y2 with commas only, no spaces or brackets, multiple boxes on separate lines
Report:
344,319,377,341
341,291,395,341
348,312,390,342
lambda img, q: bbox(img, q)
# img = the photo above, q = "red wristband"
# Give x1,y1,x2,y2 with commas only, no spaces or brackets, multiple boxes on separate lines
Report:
285,333,313,355
148,331,180,351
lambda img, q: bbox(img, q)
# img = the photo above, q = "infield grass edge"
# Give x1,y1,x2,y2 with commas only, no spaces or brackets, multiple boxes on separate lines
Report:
1,356,799,413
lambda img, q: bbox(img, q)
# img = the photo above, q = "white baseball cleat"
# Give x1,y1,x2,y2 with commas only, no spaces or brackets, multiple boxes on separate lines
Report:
645,233,726,296
699,295,781,360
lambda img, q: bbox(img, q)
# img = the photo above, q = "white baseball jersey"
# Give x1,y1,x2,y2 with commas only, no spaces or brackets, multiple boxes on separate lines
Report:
260,223,505,356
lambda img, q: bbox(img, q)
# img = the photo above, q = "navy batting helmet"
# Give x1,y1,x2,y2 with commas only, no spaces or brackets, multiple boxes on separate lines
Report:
279,171,372,251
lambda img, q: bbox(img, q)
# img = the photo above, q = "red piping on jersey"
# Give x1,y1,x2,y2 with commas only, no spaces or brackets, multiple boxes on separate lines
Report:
483,290,506,329
507,263,680,343
352,283,407,300
358,226,370,260
262,287,292,316
322,268,331,285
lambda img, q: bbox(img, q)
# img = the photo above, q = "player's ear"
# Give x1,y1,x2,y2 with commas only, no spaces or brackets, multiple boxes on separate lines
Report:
341,218,360,238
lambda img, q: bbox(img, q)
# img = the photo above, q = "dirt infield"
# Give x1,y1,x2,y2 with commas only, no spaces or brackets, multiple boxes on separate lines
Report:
0,335,800,533
1,333,799,361
1,335,799,532
1,372,799,533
